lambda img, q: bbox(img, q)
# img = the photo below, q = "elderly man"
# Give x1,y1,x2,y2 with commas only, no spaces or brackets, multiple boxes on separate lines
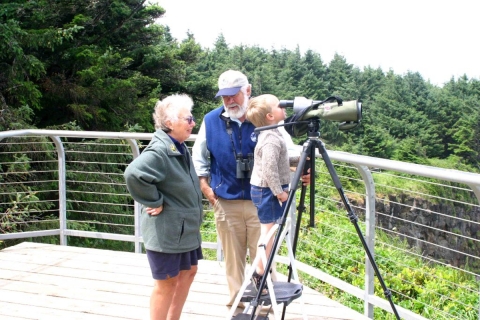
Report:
192,70,258,306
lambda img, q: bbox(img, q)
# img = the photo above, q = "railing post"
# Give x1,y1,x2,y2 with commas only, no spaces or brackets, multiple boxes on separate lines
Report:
126,138,143,253
49,136,67,246
467,185,480,209
355,164,376,319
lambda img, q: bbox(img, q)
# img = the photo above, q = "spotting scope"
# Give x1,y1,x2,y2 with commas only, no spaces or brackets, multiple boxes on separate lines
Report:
280,96,362,137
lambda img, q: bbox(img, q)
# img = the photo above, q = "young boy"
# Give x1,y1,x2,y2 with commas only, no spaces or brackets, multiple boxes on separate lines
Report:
246,94,300,294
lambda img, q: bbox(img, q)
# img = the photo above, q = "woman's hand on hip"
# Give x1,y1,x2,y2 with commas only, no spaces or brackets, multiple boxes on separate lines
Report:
146,205,163,216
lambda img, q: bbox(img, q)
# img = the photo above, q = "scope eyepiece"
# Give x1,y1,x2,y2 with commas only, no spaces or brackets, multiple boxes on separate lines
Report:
279,100,294,108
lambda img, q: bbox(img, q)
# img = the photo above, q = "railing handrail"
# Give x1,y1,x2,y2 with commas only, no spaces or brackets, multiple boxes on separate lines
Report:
2,129,477,190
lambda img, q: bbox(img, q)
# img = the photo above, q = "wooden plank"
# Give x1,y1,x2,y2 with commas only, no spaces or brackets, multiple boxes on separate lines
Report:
0,269,151,296
0,289,149,319
0,302,120,320
0,252,152,278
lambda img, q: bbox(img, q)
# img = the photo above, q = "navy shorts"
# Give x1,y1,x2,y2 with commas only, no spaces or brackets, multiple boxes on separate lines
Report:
251,184,288,224
146,247,203,280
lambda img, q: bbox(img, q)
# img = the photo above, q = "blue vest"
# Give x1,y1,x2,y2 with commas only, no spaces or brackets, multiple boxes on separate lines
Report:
205,106,257,200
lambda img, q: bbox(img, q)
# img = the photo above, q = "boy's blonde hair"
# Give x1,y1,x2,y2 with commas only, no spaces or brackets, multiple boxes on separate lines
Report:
246,94,277,127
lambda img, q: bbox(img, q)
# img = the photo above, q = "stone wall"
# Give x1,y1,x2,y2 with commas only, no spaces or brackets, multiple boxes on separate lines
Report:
362,195,479,270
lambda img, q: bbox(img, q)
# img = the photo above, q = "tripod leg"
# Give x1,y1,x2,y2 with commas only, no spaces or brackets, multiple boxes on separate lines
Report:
315,139,401,320
308,142,316,228
288,180,307,283
281,143,313,320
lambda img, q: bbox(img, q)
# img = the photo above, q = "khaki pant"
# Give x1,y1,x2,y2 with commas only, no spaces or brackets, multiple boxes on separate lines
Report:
214,198,261,306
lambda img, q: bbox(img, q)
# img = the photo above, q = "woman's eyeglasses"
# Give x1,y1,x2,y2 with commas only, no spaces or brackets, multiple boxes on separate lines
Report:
183,116,196,124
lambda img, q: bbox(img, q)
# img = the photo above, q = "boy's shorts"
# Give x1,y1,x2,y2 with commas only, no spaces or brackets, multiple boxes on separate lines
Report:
251,184,288,224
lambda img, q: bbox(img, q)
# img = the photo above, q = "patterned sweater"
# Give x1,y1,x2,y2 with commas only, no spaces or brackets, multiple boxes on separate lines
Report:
250,128,299,195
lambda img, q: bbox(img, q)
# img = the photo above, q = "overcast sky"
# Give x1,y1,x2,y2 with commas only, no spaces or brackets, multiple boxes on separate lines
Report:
154,0,479,87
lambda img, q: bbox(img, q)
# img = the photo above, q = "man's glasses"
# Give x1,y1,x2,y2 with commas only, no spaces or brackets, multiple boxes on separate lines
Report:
183,115,196,124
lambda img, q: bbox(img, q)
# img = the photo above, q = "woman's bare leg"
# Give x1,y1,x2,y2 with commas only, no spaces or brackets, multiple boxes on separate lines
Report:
166,266,198,320
150,276,177,320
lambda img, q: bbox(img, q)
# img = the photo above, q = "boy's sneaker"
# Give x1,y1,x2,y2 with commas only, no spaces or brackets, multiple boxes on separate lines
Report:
252,271,268,295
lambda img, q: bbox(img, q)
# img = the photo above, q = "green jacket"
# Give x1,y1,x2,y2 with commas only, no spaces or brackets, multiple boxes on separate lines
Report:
124,130,203,253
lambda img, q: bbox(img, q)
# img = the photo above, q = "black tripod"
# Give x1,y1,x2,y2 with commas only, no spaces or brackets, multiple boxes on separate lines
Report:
245,118,401,320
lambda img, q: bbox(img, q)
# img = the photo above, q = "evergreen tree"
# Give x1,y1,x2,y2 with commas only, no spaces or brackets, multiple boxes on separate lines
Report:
0,0,194,131
0,1,82,130
326,53,356,98
298,50,329,100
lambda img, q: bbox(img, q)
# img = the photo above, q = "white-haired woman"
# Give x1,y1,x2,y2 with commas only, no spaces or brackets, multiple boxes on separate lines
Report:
124,94,202,320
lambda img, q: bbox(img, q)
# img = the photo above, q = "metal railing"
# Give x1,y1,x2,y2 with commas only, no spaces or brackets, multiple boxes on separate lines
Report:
0,129,479,320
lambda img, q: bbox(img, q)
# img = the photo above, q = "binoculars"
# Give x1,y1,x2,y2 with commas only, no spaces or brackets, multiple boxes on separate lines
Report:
236,153,254,179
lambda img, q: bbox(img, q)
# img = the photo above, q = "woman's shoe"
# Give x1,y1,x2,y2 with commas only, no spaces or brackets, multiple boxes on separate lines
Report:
252,271,268,295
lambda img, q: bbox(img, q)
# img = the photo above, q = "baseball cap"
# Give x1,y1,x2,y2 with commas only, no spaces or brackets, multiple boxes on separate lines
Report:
214,70,249,98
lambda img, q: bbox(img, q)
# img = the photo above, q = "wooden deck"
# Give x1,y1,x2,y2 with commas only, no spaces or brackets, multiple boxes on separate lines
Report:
0,242,371,320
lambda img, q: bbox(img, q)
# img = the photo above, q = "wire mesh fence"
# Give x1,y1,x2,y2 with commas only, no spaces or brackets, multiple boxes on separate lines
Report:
0,130,479,320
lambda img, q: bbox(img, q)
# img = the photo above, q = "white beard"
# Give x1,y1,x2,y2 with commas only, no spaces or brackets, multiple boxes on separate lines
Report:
225,98,248,119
